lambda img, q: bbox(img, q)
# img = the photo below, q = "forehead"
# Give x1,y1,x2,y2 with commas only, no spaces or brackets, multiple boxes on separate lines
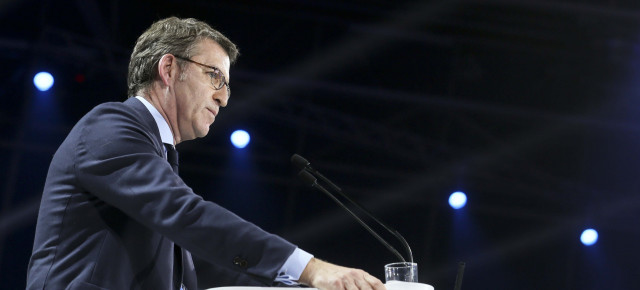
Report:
191,38,231,78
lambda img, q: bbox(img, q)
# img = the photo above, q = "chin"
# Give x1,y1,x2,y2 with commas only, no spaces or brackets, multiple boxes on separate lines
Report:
196,129,210,138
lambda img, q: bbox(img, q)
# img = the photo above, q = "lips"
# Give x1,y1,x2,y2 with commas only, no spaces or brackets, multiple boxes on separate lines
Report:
207,108,217,118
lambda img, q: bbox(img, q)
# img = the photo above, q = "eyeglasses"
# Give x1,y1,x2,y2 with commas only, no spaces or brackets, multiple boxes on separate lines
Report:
174,55,230,98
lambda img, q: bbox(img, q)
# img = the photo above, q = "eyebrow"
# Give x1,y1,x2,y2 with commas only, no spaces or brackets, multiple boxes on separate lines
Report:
174,55,226,76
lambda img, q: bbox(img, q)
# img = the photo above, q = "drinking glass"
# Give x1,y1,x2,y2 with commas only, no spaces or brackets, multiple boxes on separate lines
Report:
384,262,418,283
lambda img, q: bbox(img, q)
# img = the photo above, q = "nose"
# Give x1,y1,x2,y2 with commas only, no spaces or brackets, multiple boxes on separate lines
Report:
213,87,229,107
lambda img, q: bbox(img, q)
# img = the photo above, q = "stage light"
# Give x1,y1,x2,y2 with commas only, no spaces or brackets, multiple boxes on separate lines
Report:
580,228,598,246
449,191,467,209
230,130,250,149
33,72,54,91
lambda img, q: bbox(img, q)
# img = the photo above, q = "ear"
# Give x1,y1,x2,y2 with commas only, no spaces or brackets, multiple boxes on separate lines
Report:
157,54,179,87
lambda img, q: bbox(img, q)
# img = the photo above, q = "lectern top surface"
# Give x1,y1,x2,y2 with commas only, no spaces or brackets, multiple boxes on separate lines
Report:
208,288,317,290
208,281,434,290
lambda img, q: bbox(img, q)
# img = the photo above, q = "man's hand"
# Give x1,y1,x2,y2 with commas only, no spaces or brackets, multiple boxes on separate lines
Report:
298,258,386,290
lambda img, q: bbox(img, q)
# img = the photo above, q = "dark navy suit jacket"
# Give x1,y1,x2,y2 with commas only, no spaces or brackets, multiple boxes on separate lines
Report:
27,98,296,289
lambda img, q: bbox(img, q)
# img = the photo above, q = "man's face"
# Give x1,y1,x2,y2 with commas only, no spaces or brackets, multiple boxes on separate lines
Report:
173,39,231,141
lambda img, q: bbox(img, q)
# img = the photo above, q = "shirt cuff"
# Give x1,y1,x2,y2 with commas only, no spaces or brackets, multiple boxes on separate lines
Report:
274,248,314,285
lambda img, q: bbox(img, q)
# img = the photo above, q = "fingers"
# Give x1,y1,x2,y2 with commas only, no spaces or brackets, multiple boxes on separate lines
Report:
365,273,386,290
343,276,358,290
351,274,371,290
348,270,367,290
356,271,385,290
301,258,386,290
347,269,385,290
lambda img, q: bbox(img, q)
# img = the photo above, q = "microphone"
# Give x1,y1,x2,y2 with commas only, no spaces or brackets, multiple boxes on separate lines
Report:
297,170,406,262
291,154,413,263
291,154,343,193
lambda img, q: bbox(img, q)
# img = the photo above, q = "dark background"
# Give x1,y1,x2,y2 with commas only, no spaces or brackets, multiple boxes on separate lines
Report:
2,0,640,289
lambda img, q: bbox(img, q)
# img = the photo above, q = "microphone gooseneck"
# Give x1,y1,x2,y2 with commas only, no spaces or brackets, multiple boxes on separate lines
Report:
297,170,406,262
292,153,413,263
454,261,466,290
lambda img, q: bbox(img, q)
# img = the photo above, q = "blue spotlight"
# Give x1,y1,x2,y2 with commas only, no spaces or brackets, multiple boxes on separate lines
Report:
449,191,467,209
230,130,250,149
580,228,598,246
33,72,54,91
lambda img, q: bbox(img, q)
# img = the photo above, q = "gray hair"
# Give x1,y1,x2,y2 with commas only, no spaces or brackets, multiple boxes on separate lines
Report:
127,17,239,97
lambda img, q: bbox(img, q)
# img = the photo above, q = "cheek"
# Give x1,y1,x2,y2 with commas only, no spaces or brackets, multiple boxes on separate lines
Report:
184,92,204,113
194,93,211,118
179,98,197,118
177,83,211,121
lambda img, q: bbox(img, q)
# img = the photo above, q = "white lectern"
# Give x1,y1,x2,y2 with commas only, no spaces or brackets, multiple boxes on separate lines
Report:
209,288,316,290
208,281,434,290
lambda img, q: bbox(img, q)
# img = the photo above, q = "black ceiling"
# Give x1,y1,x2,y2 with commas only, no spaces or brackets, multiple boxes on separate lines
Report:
2,0,640,289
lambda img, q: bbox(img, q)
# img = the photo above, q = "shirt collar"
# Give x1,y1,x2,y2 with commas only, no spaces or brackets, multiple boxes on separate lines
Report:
134,96,174,145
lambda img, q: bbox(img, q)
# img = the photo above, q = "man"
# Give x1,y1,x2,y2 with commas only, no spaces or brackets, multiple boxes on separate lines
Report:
26,17,385,290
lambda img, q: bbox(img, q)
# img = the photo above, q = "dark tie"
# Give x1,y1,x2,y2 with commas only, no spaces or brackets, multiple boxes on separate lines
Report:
164,143,183,289
164,143,179,174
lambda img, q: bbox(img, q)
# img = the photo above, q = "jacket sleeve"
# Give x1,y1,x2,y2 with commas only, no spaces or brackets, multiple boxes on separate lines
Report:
73,104,296,281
